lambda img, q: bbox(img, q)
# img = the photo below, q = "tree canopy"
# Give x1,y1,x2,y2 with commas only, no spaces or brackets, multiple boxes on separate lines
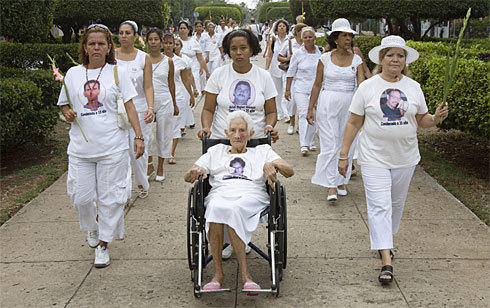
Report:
258,2,289,23
194,6,242,24
310,0,489,40
289,0,322,27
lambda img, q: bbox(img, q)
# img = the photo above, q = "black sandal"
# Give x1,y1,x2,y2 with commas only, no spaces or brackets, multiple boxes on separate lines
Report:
378,249,394,260
378,265,394,285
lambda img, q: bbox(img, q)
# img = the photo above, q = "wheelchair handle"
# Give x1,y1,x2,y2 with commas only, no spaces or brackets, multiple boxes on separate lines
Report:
202,133,208,155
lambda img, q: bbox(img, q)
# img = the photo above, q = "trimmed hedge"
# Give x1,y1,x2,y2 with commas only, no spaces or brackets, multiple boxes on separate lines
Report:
258,2,289,23
0,78,59,148
201,3,243,20
194,7,242,24
0,66,62,110
267,7,293,24
410,55,489,137
0,42,78,72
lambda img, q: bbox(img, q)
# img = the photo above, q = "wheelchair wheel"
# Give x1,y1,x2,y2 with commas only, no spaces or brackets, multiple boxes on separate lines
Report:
281,185,287,270
187,188,194,272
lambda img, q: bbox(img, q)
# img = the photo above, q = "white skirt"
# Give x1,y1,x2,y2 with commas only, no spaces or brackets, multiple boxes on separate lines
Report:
204,194,268,245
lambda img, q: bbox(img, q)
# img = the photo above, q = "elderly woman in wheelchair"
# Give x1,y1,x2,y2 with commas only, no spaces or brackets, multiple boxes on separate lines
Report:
185,110,294,293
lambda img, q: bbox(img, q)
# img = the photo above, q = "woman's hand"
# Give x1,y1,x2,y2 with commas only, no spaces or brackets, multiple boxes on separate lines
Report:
190,96,195,108
61,106,77,122
134,139,145,159
338,159,349,178
306,109,315,125
434,102,449,123
263,162,277,189
173,105,179,116
198,127,211,140
144,108,154,124
284,89,291,101
193,88,199,98
205,71,210,80
184,165,207,183
264,125,279,143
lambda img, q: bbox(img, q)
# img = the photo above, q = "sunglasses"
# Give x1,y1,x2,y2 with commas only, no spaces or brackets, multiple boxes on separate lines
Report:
87,24,109,31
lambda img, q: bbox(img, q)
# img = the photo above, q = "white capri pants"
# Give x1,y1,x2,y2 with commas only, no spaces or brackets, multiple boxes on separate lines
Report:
207,59,220,76
271,74,288,119
286,80,297,118
311,90,355,188
128,111,152,191
294,92,316,147
154,98,175,158
67,150,128,242
362,165,416,250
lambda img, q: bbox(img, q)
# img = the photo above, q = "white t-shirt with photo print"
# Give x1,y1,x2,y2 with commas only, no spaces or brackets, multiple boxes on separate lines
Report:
195,144,281,204
349,74,429,169
57,64,137,158
204,63,277,139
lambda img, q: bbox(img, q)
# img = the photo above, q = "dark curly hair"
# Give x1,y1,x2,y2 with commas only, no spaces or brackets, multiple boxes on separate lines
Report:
327,31,354,50
222,29,262,57
178,20,193,36
273,19,290,33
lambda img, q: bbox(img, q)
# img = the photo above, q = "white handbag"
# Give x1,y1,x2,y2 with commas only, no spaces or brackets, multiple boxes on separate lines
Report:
114,66,132,130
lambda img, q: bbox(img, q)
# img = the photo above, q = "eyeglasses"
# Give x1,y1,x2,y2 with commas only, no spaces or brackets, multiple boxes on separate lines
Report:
87,24,109,31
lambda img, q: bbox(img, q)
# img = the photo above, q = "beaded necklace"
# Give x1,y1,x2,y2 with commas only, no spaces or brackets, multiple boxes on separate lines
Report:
85,63,106,90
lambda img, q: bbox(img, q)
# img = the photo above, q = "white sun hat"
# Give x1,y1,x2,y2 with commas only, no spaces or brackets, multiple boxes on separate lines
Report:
368,35,419,64
327,18,357,35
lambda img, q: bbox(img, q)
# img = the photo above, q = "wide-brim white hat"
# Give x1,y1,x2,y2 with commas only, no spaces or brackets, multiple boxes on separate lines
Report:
368,35,419,64
327,18,357,35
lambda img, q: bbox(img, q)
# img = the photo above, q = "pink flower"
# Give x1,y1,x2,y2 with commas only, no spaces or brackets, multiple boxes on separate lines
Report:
138,36,146,48
52,66,64,82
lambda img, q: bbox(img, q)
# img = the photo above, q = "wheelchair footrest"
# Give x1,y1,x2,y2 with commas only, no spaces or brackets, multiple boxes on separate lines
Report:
198,288,232,293
241,288,276,294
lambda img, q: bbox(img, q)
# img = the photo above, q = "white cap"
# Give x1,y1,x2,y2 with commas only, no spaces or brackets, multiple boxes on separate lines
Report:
327,18,357,35
368,35,419,64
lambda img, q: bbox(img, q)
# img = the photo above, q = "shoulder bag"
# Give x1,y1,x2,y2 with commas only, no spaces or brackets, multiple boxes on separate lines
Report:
114,66,132,130
278,39,293,72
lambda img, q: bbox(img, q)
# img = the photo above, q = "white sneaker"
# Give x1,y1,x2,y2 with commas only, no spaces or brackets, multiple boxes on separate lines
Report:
94,245,110,268
87,230,99,248
287,125,294,135
337,188,348,196
222,244,233,259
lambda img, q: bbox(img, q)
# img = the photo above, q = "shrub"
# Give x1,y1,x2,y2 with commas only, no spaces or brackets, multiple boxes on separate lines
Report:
0,78,58,148
0,42,78,72
201,3,243,20
258,2,289,23
194,6,242,24
407,41,487,61
267,8,293,24
410,55,489,137
0,67,62,110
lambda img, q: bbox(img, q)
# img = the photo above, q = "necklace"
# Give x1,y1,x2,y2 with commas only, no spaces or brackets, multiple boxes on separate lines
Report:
85,63,106,90
151,55,165,72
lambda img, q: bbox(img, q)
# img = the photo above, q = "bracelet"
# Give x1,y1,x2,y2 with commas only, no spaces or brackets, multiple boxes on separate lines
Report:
134,136,144,141
265,124,274,129
338,157,349,161
148,107,154,110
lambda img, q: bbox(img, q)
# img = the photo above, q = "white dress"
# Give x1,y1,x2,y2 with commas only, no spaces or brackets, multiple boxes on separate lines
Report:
311,52,362,188
151,56,174,158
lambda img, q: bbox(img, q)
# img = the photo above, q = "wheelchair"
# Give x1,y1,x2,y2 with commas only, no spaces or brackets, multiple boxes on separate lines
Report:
187,133,287,297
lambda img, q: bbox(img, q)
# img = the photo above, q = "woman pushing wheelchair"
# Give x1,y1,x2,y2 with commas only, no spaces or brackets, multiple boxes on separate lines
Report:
185,111,294,292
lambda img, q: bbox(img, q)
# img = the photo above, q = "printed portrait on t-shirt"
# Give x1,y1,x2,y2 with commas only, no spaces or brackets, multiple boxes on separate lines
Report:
82,80,104,111
223,157,251,180
380,88,408,121
229,79,256,106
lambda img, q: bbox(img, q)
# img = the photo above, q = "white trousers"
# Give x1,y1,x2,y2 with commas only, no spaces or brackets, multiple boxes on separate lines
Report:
294,92,316,147
312,90,355,188
271,74,288,119
286,80,297,117
362,165,416,250
128,111,151,190
208,59,220,76
67,150,128,242
154,99,174,158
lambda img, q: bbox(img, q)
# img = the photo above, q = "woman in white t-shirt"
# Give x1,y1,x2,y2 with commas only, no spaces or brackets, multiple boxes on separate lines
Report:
116,20,154,199
279,22,306,135
57,24,144,268
147,29,179,182
185,111,294,292
204,23,224,75
285,27,321,154
199,29,279,142
306,18,365,200
338,36,449,285
265,19,290,121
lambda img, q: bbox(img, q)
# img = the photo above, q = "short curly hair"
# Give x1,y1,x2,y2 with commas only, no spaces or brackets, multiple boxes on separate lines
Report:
222,29,262,57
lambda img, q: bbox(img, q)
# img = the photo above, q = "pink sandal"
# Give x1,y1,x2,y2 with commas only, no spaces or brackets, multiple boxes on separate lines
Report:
202,281,221,291
243,281,261,296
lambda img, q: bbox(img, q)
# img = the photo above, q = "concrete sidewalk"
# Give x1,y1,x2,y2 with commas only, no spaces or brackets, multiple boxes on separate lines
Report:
1,55,489,307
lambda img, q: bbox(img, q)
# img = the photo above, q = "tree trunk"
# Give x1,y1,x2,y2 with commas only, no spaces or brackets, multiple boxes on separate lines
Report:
421,19,443,40
386,18,393,35
60,24,72,43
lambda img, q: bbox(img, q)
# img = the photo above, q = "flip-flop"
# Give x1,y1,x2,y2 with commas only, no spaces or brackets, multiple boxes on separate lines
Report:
202,281,221,291
243,281,261,296
138,189,148,199
168,157,176,164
